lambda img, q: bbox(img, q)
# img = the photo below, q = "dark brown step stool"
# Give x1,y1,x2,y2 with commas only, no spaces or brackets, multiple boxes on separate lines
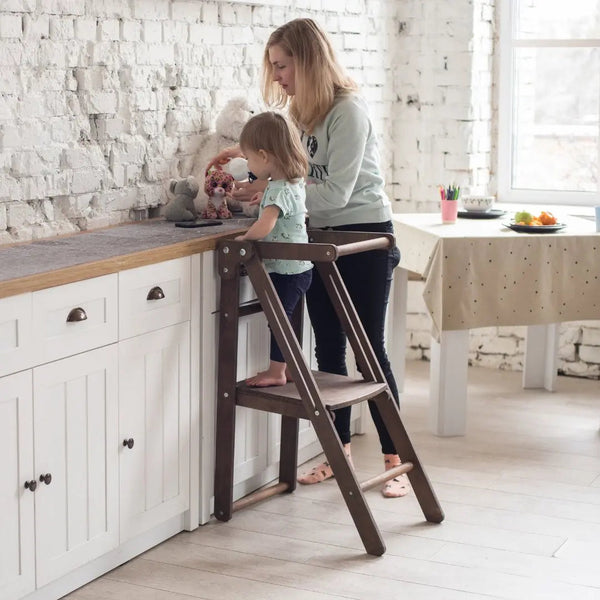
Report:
213,230,444,556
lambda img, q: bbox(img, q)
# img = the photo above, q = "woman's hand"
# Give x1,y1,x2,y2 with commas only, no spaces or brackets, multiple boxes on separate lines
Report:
232,180,268,203
205,145,243,173
249,192,263,206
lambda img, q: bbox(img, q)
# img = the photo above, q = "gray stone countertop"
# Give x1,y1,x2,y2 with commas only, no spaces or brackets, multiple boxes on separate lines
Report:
0,217,254,298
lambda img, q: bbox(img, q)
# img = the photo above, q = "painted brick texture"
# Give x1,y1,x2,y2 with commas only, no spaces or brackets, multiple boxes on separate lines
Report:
0,0,597,379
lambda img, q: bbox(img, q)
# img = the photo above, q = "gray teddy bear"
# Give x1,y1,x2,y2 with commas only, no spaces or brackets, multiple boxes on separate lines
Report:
164,176,200,222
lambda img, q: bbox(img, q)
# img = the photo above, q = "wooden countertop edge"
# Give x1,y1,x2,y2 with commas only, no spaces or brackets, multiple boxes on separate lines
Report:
0,227,247,300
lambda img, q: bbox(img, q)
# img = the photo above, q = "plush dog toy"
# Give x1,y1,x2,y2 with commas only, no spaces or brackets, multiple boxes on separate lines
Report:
164,176,199,221
203,169,234,219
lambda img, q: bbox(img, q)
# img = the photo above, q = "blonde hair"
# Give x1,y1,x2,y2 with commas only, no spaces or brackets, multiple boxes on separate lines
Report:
239,111,308,182
262,18,358,132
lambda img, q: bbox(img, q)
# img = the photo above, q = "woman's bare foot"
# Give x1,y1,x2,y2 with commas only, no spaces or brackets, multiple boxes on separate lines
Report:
381,453,411,498
297,444,352,484
246,360,287,387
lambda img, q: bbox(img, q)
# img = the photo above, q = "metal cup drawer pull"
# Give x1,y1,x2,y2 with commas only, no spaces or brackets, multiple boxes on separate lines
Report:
146,286,165,301
66,307,87,322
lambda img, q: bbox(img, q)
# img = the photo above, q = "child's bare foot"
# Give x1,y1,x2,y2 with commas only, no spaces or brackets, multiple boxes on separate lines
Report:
246,360,287,387
246,370,287,387
381,453,411,498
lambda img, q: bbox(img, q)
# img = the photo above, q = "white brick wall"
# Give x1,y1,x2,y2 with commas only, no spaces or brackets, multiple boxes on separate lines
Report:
0,0,597,380
0,0,397,239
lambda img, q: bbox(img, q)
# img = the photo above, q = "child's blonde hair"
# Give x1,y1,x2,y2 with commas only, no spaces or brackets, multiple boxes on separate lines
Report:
239,111,308,182
262,18,358,132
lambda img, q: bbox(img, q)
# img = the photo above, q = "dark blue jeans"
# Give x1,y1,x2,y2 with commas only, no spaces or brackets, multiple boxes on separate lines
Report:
269,269,313,363
306,221,401,454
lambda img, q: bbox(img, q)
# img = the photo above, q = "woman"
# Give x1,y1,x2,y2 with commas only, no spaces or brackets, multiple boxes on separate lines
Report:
211,18,407,498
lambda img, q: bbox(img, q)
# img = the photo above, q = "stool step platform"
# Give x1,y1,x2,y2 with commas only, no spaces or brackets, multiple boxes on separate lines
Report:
237,371,389,418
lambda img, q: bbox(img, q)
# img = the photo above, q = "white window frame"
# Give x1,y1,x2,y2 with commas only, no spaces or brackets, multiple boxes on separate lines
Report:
497,1,600,206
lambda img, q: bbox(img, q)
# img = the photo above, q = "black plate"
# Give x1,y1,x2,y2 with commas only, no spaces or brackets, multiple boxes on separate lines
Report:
175,219,223,228
458,209,506,219
503,222,566,233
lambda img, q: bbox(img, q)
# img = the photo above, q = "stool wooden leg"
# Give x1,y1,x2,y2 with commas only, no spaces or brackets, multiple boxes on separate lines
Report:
279,416,299,492
214,393,236,522
374,393,444,523
315,416,386,556
214,271,240,522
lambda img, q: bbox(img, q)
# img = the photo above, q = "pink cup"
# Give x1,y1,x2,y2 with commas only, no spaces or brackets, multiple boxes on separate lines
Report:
441,199,458,223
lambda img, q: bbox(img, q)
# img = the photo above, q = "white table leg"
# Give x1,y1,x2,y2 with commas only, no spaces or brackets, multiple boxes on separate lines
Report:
429,329,469,436
523,324,559,391
388,267,408,393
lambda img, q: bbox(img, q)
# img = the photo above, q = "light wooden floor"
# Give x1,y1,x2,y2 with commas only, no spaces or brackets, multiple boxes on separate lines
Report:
65,360,600,600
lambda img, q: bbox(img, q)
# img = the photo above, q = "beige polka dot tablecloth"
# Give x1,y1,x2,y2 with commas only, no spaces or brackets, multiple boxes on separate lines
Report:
392,212,600,340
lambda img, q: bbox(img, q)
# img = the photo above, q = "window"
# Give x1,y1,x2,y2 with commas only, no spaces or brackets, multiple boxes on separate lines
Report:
498,0,600,205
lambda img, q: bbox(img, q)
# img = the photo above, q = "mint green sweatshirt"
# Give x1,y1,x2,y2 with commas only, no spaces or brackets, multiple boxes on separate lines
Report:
300,93,392,228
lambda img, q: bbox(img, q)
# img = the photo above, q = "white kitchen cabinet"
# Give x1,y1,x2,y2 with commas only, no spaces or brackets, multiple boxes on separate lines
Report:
118,322,190,541
1,253,194,600
32,346,119,588
0,371,35,600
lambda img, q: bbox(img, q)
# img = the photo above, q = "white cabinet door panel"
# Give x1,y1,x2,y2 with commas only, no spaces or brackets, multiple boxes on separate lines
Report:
0,371,35,600
33,346,119,588
233,314,269,484
119,323,190,541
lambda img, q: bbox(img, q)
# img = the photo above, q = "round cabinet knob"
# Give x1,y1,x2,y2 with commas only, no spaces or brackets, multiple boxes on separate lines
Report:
146,286,165,301
122,438,134,449
24,480,37,492
39,473,52,485
66,307,87,322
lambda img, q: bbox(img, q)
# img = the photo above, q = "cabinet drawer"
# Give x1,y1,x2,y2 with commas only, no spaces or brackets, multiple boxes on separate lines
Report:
0,293,34,377
32,275,118,364
119,256,191,339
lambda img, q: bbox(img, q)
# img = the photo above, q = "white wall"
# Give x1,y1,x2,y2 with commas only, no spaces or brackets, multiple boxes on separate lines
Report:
0,0,398,241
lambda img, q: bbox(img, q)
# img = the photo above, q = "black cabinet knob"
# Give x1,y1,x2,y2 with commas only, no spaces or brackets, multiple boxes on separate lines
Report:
39,473,52,485
122,438,134,449
24,480,37,491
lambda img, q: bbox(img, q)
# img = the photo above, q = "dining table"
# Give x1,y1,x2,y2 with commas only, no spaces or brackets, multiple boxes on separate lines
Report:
390,208,599,436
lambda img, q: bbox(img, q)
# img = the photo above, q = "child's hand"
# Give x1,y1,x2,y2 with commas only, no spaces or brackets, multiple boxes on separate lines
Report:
249,192,263,206
234,235,246,241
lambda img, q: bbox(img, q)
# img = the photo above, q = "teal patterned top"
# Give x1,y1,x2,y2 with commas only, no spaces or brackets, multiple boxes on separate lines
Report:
260,179,312,275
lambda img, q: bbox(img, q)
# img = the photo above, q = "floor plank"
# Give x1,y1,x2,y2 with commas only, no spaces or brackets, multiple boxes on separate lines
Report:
63,361,600,600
